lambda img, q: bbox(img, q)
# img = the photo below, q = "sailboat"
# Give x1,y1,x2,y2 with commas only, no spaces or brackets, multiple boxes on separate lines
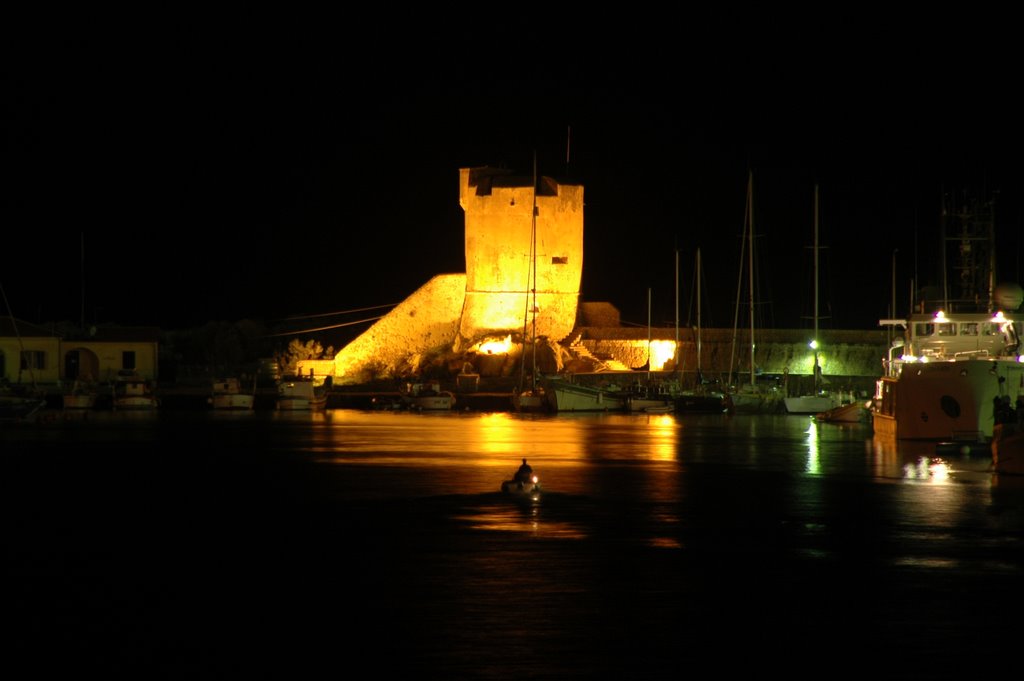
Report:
727,171,782,413
784,184,843,415
676,248,729,413
624,288,676,413
512,154,550,413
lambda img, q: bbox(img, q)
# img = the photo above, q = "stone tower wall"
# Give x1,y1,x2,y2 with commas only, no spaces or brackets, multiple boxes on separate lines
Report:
458,167,583,344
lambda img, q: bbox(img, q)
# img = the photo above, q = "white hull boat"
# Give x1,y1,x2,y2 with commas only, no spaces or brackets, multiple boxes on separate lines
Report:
210,378,255,410
402,381,455,411
784,394,841,415
113,372,159,410
276,377,328,411
547,380,624,412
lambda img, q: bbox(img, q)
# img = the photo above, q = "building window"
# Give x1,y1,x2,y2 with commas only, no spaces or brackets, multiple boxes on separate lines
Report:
20,350,46,371
122,351,136,370
551,256,568,265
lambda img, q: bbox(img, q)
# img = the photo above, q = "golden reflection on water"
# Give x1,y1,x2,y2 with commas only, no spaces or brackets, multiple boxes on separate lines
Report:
306,411,683,542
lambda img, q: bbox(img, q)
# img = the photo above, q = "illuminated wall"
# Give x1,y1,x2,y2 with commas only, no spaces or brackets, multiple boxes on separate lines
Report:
333,274,466,384
458,167,583,345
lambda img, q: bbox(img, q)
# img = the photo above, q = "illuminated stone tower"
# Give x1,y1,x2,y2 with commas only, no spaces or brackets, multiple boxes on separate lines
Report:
331,166,583,384
458,166,583,345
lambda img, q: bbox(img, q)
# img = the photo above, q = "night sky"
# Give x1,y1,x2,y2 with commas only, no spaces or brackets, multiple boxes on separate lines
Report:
5,24,1023,347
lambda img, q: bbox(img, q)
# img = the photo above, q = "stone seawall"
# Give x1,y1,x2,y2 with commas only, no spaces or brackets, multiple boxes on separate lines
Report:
577,326,891,397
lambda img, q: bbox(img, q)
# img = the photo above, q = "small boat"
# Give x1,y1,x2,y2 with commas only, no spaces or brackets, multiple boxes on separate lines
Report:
209,377,256,410
402,380,455,411
501,458,542,496
276,375,328,411
675,386,731,413
623,382,675,414
546,378,625,412
814,399,870,424
62,379,98,410
112,370,159,410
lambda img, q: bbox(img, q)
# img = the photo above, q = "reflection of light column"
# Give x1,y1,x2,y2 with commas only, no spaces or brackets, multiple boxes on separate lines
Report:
647,414,678,461
804,420,820,474
471,412,589,461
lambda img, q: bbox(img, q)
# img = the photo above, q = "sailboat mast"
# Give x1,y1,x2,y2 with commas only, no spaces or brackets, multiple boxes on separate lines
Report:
674,248,680,385
530,155,538,387
647,287,652,382
813,184,820,392
748,175,755,388
80,232,86,332
696,248,703,381
518,154,539,393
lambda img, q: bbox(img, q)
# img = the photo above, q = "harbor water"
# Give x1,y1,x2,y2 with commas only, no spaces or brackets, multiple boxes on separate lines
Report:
5,409,1024,679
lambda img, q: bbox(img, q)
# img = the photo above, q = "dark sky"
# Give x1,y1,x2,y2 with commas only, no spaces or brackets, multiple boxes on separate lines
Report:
5,25,1023,347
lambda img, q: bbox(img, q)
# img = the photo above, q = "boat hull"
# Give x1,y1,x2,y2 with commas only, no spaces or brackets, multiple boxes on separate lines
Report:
625,396,674,413
114,397,159,410
548,381,624,412
675,392,729,413
276,378,328,411
784,395,840,414
211,394,255,410
512,389,550,413
815,401,869,424
877,358,1024,441
63,394,97,410
1,395,47,421
405,395,455,411
501,479,542,496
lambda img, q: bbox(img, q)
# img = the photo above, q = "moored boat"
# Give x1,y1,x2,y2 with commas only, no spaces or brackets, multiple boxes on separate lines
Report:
402,380,455,411
871,193,1024,442
276,375,328,411
545,378,625,413
814,399,870,424
112,370,159,410
209,377,255,410
62,379,98,410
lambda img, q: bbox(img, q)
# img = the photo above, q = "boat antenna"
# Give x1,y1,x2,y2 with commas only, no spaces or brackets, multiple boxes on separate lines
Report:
80,232,86,333
565,125,571,176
